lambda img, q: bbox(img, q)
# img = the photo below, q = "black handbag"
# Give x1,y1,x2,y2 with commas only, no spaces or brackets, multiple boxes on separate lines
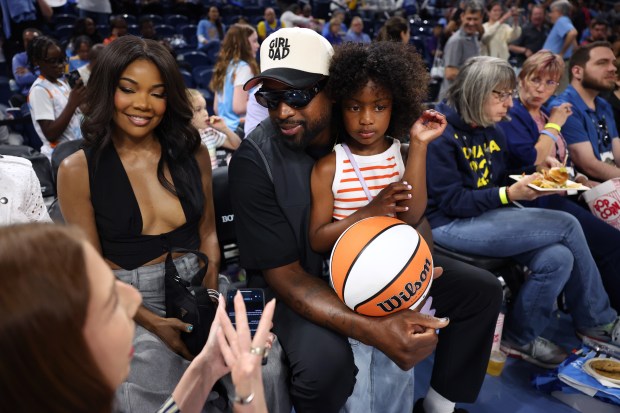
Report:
164,247,218,356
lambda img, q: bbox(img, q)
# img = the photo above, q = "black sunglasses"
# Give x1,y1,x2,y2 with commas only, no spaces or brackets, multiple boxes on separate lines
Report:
255,80,326,110
598,116,611,147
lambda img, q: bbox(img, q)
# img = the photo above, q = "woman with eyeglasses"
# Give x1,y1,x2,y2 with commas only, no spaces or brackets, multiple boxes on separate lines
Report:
426,55,620,369
27,35,86,160
498,50,620,311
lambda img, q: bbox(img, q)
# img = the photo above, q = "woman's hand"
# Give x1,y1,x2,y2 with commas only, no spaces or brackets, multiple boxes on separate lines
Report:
509,173,557,201
217,292,275,412
410,109,447,145
548,103,573,128
151,316,195,360
538,156,562,170
195,296,230,379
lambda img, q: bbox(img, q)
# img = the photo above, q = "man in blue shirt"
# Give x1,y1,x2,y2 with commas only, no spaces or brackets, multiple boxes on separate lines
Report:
543,0,578,60
550,41,620,181
344,17,371,43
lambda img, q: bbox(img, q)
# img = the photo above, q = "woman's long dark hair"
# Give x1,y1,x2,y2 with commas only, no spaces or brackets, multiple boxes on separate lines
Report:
0,224,112,413
82,35,203,211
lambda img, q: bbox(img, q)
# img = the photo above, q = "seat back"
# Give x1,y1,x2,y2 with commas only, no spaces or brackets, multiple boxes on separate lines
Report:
211,166,239,265
50,139,83,185
0,145,54,197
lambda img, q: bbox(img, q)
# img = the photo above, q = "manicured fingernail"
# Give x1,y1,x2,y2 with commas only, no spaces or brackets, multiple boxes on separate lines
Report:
439,317,449,323
187,325,193,332
404,207,409,211
408,193,412,198
407,185,412,190
403,181,408,185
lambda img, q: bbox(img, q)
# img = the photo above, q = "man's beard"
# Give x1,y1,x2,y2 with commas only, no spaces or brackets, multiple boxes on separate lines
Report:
273,111,331,151
582,71,615,93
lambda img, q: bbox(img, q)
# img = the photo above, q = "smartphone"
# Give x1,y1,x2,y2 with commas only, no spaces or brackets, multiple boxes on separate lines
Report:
226,288,265,338
67,69,81,89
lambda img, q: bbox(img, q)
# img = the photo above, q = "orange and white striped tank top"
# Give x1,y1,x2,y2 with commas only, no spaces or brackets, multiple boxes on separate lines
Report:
332,139,405,220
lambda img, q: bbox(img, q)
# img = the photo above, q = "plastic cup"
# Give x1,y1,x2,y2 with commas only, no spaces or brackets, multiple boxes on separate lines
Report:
487,350,507,376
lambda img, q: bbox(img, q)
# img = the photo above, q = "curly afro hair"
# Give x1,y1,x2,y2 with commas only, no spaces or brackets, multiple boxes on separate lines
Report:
326,41,429,141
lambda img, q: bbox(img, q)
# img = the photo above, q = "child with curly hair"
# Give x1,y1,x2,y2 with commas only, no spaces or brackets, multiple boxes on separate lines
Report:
309,41,446,253
309,42,501,413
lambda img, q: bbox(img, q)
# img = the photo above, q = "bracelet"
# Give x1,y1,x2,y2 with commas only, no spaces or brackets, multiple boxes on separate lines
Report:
540,129,558,143
499,186,509,205
231,392,255,405
544,122,561,132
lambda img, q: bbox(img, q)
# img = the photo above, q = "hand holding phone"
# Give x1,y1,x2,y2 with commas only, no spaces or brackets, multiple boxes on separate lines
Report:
67,69,82,89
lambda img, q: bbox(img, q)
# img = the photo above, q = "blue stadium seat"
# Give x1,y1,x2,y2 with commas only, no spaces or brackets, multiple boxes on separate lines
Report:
54,25,74,41
53,14,77,26
193,66,214,89
179,24,198,48
128,24,140,36
142,14,163,25
165,14,189,27
178,50,210,70
202,40,221,65
120,14,137,25
154,24,176,38
180,69,195,87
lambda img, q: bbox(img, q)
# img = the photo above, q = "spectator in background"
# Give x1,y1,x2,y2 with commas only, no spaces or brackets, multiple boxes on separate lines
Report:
187,88,241,169
543,0,577,60
602,58,620,129
426,24,445,60
76,0,112,26
427,55,620,369
11,28,41,97
77,43,105,86
68,36,92,71
376,15,410,43
27,36,85,160
322,10,347,38
439,0,484,100
581,18,609,45
197,6,225,46
344,17,370,43
0,155,51,225
280,4,315,29
257,7,285,43
0,0,52,66
68,17,104,56
210,24,260,133
481,2,522,60
324,18,344,45
104,15,128,45
509,5,548,67
550,41,620,181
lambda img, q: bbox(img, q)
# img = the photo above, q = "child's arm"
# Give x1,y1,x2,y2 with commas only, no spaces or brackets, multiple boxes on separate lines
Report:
309,153,412,254
208,115,242,150
397,109,447,226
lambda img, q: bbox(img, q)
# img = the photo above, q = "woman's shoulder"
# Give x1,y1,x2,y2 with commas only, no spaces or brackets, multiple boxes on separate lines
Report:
61,149,88,173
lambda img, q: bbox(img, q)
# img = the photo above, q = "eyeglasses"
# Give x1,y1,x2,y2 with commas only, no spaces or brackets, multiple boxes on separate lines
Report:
255,80,326,110
41,57,67,65
598,116,611,147
528,77,559,89
492,89,517,102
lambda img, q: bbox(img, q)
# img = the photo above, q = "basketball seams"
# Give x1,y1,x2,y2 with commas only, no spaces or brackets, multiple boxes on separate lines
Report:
340,222,404,303
352,234,421,313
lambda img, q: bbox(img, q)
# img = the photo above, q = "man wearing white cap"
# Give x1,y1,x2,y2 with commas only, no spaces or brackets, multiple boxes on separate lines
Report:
229,28,453,412
231,27,505,413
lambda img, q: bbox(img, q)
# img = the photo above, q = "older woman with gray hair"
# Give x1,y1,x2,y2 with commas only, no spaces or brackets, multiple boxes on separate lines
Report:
425,55,620,369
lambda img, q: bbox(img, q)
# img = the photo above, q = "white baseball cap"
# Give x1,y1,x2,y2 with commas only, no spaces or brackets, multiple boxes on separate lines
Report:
244,28,334,91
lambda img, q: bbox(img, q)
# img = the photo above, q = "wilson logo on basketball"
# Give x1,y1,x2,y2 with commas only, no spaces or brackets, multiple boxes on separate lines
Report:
376,258,431,313
330,216,433,317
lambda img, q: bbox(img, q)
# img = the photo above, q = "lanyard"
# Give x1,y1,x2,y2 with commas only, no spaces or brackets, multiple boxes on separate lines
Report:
341,143,374,201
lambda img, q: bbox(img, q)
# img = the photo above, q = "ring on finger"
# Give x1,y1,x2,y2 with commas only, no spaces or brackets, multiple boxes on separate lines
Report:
250,346,265,356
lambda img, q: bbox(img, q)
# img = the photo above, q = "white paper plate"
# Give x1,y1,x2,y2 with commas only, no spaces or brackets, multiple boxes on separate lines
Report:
583,357,620,388
509,174,590,192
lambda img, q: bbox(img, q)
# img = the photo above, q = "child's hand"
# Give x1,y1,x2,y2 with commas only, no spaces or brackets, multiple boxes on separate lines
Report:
362,182,412,217
410,109,447,145
208,115,228,132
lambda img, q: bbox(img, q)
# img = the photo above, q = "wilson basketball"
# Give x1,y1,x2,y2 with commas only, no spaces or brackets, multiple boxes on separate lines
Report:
329,216,433,317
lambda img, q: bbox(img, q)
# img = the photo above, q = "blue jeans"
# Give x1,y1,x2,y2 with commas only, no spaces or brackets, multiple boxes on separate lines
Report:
432,207,617,346
341,340,415,413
